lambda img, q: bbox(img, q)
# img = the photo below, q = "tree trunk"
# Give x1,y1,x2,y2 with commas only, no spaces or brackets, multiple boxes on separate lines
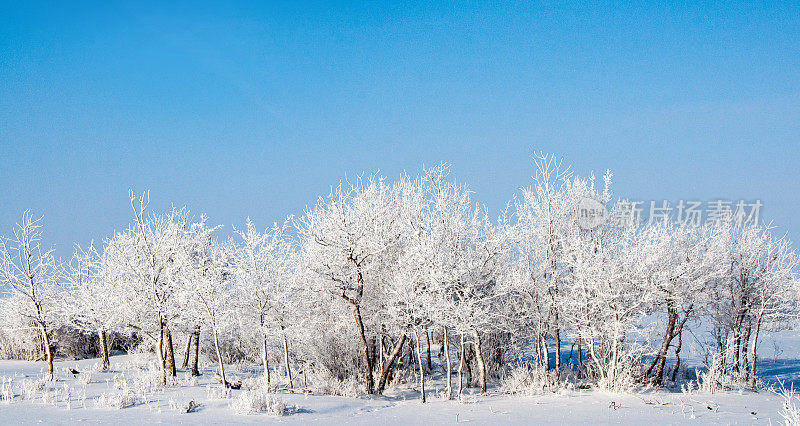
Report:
443,327,452,398
98,329,110,370
541,335,550,372
377,333,406,394
212,328,227,387
191,325,200,376
716,328,728,373
464,342,473,385
647,306,677,385
749,311,763,389
671,329,683,382
741,319,752,379
262,336,271,386
457,333,465,402
426,330,432,372
181,333,191,370
157,319,166,385
732,302,747,373
164,326,176,378
407,338,415,369
378,334,385,375
351,304,374,394
282,331,293,390
370,335,378,371
472,329,487,394
414,330,426,403
554,327,562,373
40,324,53,380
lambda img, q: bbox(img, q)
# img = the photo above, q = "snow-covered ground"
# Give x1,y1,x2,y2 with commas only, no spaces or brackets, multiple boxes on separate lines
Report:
0,351,796,425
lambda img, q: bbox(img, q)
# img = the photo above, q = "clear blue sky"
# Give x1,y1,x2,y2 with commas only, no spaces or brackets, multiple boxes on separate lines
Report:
1,1,798,257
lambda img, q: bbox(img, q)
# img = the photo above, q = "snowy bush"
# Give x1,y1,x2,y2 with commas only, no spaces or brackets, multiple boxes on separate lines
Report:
691,355,754,394
21,377,49,400
778,384,800,426
0,377,13,403
230,389,286,416
594,355,643,393
96,382,138,409
168,397,200,413
306,367,361,397
205,384,230,400
179,371,198,387
130,363,164,395
77,373,93,385
500,364,561,396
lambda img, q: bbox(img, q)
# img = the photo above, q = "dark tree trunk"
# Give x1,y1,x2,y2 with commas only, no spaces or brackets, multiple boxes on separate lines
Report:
181,333,191,370
749,312,763,388
98,329,110,370
671,329,683,382
157,319,166,384
554,327,562,372
741,319,752,379
282,331,293,390
351,304,374,394
443,327,452,398
732,296,748,373
425,330,432,371
262,337,271,386
40,324,53,381
472,329,487,394
647,305,677,385
191,325,200,376
377,334,407,394
414,330,426,402
164,326,176,378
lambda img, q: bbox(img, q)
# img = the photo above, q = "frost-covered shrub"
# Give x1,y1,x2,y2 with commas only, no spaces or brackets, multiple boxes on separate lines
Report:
242,376,276,393
595,356,643,393
205,384,230,400
179,371,198,387
0,326,41,361
21,377,49,400
131,363,164,395
388,365,414,388
230,389,286,416
77,373,93,385
96,386,138,409
116,355,150,372
691,356,754,394
306,367,361,397
778,384,800,426
499,364,562,395
201,331,250,364
168,397,201,413
50,326,96,359
0,377,13,403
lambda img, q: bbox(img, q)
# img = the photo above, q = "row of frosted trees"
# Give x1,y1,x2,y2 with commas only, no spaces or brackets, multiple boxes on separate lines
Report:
1,155,798,399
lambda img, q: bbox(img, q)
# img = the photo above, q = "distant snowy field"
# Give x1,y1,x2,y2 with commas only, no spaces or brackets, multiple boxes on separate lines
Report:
1,338,798,426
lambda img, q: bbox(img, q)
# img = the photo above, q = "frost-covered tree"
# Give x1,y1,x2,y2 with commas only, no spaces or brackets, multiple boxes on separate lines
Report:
179,221,236,387
233,218,300,389
706,220,800,384
102,192,194,384
64,243,120,370
0,211,62,379
402,166,508,397
295,174,401,394
509,153,606,373
638,221,726,384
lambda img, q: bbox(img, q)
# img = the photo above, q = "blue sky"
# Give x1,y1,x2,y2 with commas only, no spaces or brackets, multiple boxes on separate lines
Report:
1,1,798,257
